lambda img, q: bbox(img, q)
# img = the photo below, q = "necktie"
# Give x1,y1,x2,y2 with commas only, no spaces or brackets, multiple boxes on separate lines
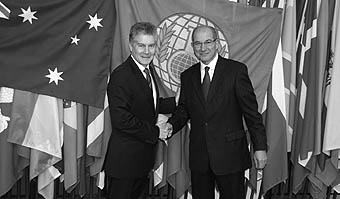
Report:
144,68,152,89
202,66,210,101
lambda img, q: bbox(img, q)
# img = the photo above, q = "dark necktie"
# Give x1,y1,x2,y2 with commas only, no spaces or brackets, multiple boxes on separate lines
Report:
144,68,152,89
202,66,210,101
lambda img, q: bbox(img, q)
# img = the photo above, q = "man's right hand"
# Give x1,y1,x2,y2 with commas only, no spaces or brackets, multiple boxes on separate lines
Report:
156,122,172,140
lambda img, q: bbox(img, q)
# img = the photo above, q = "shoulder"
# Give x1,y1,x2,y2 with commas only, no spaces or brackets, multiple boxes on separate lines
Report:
112,57,133,76
109,57,134,84
181,62,200,77
221,57,246,68
218,57,248,74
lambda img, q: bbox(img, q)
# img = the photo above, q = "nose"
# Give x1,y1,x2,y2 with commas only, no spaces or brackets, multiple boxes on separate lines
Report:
201,43,207,51
144,46,150,54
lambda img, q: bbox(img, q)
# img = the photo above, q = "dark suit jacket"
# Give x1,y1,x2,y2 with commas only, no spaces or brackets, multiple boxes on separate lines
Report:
168,56,267,175
105,56,175,178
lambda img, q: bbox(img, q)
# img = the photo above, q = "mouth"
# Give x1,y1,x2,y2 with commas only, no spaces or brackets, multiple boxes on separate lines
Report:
200,52,209,56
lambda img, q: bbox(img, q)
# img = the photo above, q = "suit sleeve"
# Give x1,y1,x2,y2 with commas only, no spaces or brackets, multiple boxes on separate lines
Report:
158,97,176,114
167,73,190,134
107,71,159,144
235,64,267,151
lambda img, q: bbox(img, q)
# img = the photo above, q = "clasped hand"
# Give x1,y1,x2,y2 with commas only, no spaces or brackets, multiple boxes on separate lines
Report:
156,122,173,141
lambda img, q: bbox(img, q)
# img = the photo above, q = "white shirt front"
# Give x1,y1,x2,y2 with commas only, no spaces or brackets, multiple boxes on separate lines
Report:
131,56,157,109
200,53,218,83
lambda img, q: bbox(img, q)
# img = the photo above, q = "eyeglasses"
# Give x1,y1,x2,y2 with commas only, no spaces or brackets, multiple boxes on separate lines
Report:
192,39,217,49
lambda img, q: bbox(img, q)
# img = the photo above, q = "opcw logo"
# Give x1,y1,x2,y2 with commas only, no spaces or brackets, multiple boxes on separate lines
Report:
153,13,229,92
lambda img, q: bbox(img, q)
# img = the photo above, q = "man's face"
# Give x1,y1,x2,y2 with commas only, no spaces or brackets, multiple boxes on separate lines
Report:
191,27,218,65
129,33,156,67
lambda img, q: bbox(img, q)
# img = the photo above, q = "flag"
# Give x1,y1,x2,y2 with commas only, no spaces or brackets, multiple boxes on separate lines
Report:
0,2,10,19
86,93,111,188
323,0,340,154
112,0,282,197
254,1,289,196
307,0,336,198
154,114,170,187
262,40,288,194
0,87,30,197
113,0,281,111
321,0,340,193
61,100,78,192
0,87,21,197
7,90,63,198
290,0,329,194
0,0,114,108
61,100,85,193
281,0,297,152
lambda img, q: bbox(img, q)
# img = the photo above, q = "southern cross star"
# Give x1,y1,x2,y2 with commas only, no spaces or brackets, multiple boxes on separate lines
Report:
45,67,64,85
19,6,38,24
86,13,103,31
71,35,80,45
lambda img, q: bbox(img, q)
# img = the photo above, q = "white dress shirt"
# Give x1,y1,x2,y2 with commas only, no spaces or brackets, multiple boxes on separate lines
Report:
131,56,157,109
200,53,218,83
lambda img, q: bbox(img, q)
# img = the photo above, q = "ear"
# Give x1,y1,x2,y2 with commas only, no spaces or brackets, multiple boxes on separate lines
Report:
128,42,133,52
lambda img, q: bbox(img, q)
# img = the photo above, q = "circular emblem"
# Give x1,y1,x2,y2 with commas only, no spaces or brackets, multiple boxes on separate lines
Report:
153,13,229,92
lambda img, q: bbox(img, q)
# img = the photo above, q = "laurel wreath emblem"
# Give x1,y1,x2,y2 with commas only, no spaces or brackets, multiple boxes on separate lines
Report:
155,23,176,64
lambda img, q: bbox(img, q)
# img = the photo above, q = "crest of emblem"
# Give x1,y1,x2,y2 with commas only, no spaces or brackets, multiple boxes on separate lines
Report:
153,13,229,92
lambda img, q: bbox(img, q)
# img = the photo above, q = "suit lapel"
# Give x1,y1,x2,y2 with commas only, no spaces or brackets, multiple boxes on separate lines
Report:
128,57,155,113
207,56,224,103
191,64,205,106
149,64,158,113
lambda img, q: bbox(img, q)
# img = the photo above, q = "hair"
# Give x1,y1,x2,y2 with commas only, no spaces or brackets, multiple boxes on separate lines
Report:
129,22,157,42
191,25,218,41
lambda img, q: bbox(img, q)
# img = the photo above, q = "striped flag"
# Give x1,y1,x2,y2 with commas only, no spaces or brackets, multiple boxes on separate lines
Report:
291,0,314,193
291,0,329,194
86,93,111,188
0,2,10,20
281,0,297,152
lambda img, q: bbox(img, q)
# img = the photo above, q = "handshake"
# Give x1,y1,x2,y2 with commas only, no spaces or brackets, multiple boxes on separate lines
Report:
156,122,173,141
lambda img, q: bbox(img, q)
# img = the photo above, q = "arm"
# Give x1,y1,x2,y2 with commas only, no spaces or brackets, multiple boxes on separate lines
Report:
167,75,190,135
158,97,176,114
235,64,267,169
107,71,159,144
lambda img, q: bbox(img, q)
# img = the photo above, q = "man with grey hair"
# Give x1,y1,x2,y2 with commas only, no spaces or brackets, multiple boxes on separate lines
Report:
104,22,175,199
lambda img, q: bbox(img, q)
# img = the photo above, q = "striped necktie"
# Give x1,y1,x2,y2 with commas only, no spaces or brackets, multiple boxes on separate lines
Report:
144,68,152,89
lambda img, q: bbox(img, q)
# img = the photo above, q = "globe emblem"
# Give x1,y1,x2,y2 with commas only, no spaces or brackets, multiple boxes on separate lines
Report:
153,13,229,92
168,51,198,83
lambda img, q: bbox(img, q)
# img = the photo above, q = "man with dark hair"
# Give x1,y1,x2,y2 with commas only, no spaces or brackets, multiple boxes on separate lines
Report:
104,22,175,199
165,25,268,199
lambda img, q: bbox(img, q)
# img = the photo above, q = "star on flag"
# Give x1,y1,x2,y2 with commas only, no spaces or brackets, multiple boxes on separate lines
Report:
71,35,80,45
45,67,64,85
86,13,103,31
18,6,37,24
